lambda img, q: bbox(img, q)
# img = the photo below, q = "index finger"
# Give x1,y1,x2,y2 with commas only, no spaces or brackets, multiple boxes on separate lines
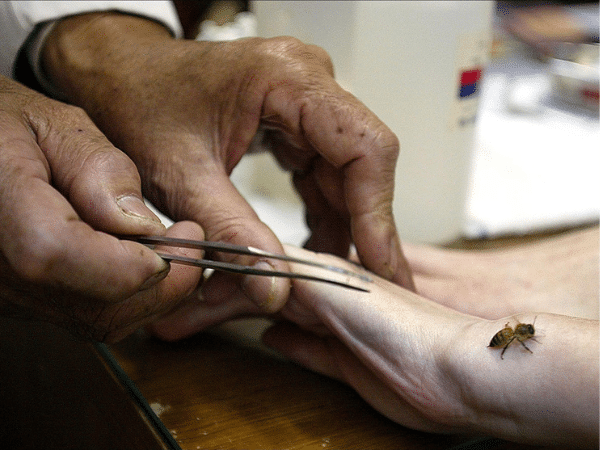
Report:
264,76,414,289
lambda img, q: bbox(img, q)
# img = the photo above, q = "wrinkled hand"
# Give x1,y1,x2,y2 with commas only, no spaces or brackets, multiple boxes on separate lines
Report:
0,75,203,342
42,13,414,323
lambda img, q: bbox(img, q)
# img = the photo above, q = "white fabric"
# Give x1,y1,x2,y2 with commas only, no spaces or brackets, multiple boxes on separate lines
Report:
0,1,182,78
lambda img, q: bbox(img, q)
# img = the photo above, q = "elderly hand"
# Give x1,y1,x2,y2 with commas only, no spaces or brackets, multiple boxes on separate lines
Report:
41,12,414,320
0,75,204,342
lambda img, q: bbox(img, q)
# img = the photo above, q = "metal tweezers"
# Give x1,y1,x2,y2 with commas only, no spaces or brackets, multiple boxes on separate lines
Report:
127,236,372,292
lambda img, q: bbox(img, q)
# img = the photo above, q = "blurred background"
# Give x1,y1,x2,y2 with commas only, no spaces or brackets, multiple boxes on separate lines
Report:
182,0,599,246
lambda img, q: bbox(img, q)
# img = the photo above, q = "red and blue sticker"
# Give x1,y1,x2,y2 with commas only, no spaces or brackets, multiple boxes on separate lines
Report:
459,68,482,98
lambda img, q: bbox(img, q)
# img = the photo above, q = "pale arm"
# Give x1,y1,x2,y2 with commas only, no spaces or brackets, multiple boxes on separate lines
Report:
262,245,599,448
404,226,599,320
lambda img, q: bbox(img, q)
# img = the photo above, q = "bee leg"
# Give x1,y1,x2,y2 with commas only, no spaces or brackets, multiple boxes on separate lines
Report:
500,337,515,360
519,340,533,354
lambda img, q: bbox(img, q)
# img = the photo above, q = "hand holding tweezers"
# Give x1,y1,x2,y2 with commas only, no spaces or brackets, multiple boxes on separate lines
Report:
126,235,371,292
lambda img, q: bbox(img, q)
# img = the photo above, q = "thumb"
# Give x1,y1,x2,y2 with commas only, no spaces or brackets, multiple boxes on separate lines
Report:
31,105,164,235
188,171,291,313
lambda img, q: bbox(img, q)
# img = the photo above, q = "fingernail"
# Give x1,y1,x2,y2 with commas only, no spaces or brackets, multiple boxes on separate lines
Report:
242,260,280,311
117,195,162,224
139,261,170,291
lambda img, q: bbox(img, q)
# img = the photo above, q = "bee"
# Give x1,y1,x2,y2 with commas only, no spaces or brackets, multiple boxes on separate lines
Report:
489,318,538,359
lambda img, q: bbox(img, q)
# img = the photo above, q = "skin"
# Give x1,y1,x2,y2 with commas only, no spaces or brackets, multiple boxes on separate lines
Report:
5,13,596,443
404,227,599,320
40,12,414,318
0,75,204,342
149,226,598,338
149,227,599,448
266,235,599,448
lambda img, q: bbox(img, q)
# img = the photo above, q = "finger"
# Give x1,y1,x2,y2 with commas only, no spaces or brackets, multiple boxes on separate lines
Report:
262,129,352,256
97,220,206,342
148,288,261,342
25,99,165,236
0,110,169,306
263,75,414,290
293,169,352,257
184,168,291,313
151,221,205,299
0,181,169,302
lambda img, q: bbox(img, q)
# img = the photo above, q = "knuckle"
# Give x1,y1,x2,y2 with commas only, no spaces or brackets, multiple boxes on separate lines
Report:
209,221,245,250
86,309,129,343
45,100,89,123
41,279,154,343
25,100,116,159
259,36,335,76
355,118,399,167
85,290,162,343
76,145,137,180
26,99,89,136
261,36,307,55
376,126,400,161
56,102,89,122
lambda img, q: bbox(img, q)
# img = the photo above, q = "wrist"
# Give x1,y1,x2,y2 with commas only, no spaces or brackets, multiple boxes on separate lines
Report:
442,315,598,447
41,12,173,106
436,320,503,433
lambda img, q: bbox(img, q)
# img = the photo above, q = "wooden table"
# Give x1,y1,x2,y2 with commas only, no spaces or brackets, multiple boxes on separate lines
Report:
4,226,593,449
108,319,502,450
